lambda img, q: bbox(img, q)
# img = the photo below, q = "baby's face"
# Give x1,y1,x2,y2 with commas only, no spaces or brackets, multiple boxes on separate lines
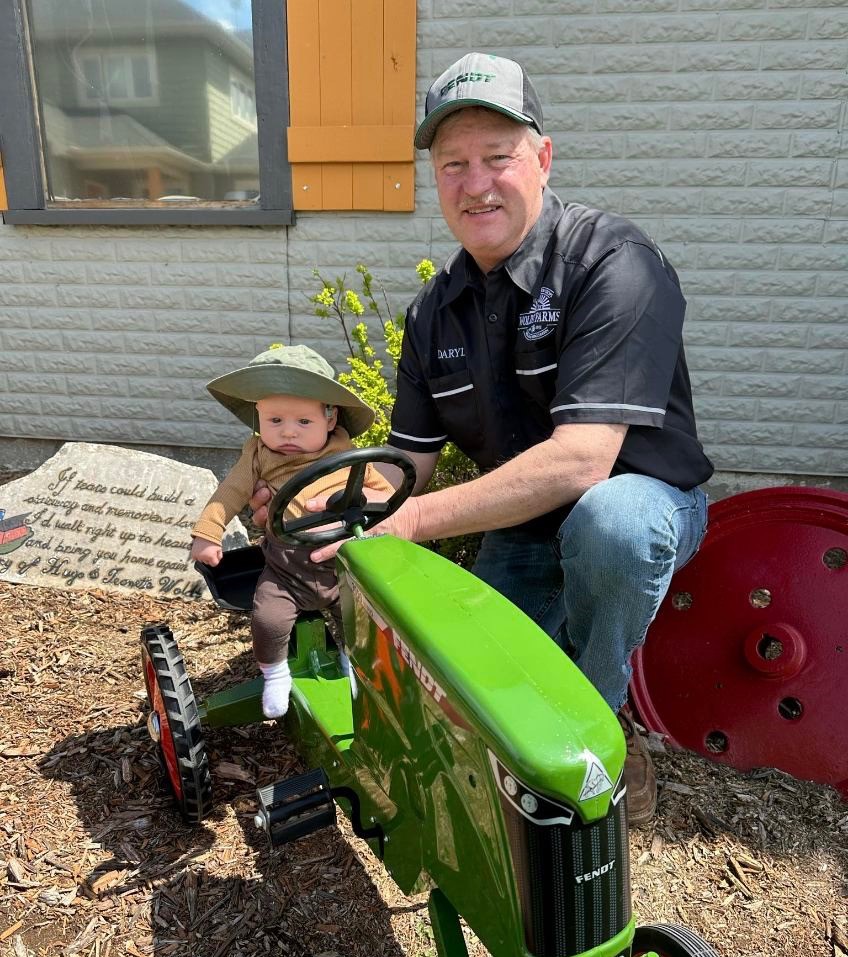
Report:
255,394,337,455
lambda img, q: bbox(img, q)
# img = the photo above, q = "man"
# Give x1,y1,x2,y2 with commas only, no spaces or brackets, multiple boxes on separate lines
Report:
255,53,713,824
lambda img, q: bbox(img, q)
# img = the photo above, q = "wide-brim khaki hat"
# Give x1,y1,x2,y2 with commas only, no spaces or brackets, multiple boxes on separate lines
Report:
207,344,375,439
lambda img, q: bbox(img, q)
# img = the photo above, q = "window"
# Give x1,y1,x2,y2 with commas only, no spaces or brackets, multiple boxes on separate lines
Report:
0,0,292,224
77,48,158,106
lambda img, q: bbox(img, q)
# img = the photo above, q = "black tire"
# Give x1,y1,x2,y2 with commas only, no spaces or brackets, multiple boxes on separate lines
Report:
632,924,720,957
141,623,212,823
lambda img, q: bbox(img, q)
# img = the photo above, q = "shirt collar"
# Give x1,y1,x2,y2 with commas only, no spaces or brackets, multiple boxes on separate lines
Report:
443,247,484,306
503,188,565,294
441,188,565,303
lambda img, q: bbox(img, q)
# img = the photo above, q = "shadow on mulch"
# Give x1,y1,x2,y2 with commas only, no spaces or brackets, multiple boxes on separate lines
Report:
37,720,405,957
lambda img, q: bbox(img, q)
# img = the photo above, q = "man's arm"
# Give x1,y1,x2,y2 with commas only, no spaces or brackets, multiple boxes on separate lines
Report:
376,449,438,495
391,422,625,540
308,422,626,560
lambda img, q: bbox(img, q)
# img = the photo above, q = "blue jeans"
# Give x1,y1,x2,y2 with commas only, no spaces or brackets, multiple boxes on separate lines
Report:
471,474,709,712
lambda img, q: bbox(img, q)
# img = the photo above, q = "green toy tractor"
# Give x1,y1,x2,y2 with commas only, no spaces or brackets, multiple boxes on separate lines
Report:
141,449,720,957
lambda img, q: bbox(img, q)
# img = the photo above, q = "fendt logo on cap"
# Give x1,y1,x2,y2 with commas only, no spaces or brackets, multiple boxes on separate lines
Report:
439,71,496,96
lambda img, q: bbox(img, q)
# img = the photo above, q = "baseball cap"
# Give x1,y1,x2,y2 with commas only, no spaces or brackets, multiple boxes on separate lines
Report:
414,52,544,151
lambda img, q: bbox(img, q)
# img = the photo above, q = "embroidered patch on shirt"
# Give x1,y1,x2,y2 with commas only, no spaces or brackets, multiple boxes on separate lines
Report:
436,346,466,359
519,286,559,341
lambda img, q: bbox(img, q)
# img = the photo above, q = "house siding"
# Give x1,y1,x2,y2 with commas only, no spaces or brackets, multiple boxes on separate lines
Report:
153,41,213,162
1,0,847,481
204,46,256,164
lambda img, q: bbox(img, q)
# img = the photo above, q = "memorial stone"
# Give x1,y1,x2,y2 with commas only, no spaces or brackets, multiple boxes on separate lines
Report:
0,442,249,599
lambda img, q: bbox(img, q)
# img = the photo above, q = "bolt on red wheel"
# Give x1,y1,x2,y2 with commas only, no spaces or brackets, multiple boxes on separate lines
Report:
631,487,848,797
141,623,212,823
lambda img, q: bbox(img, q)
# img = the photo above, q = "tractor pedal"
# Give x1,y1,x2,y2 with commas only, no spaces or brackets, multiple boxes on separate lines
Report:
254,768,336,846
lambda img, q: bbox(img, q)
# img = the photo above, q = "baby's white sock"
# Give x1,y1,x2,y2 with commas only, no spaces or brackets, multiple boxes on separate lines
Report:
258,659,292,718
337,650,358,700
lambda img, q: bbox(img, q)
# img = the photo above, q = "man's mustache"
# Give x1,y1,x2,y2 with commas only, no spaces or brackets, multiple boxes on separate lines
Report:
459,192,503,211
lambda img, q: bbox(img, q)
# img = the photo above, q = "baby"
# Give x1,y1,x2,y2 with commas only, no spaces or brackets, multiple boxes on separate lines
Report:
190,343,394,718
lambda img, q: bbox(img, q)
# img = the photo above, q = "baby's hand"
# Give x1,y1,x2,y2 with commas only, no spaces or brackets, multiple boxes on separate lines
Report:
190,537,223,567
249,479,273,528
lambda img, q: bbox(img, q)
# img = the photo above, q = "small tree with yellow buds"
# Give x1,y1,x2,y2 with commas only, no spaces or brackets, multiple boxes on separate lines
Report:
310,260,480,565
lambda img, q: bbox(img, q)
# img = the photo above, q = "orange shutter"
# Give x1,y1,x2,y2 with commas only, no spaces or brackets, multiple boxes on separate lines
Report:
287,0,416,211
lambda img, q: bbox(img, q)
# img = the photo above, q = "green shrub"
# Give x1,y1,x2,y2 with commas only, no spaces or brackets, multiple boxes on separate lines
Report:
310,261,482,566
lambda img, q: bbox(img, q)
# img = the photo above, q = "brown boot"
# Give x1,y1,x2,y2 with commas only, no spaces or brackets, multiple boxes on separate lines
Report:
619,707,656,827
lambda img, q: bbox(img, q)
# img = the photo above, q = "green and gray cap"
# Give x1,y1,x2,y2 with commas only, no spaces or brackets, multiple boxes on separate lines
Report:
414,52,544,151
207,343,375,439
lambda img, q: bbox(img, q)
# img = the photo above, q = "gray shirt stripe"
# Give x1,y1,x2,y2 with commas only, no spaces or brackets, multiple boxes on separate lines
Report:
552,402,666,416
389,429,448,443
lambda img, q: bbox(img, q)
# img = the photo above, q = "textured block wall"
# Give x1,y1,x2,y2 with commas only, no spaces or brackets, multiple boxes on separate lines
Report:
416,0,848,476
0,221,434,455
1,0,846,476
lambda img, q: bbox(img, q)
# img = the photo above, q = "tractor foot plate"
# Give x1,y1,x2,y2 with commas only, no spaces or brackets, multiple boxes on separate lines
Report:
255,767,336,846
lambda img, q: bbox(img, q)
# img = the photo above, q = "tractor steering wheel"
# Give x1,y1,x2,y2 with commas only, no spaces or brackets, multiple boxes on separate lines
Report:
266,446,417,547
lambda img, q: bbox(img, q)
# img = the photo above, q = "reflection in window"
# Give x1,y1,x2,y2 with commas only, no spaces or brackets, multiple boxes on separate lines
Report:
28,0,260,204
77,49,158,105
230,72,257,128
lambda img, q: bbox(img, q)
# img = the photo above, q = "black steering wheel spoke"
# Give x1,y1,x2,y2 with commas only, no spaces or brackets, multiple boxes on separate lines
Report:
284,512,345,534
340,461,368,510
361,500,392,520
266,447,416,547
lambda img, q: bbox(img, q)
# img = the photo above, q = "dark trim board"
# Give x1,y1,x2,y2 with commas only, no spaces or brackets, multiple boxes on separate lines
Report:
3,208,295,226
0,0,45,210
254,0,292,215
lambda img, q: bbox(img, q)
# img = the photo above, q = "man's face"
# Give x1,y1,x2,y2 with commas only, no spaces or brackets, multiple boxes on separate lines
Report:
431,108,552,274
255,394,337,455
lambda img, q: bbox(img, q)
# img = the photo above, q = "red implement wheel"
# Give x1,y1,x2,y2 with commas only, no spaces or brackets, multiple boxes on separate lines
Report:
631,487,848,797
632,924,719,957
141,623,212,823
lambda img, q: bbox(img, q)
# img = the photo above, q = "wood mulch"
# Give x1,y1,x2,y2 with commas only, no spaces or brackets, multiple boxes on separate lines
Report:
1,581,846,957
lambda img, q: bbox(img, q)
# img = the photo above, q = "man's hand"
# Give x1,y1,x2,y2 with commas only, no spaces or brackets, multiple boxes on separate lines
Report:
248,479,273,528
309,496,422,563
190,536,223,567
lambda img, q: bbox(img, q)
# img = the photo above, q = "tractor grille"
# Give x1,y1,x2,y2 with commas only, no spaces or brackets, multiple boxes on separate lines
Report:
489,753,631,957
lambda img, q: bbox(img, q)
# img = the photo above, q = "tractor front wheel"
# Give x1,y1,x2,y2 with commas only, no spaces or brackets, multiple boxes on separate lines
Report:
632,923,719,957
141,623,212,823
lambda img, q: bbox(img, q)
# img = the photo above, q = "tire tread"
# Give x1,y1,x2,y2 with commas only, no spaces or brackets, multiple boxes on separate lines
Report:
140,623,212,824
633,923,720,957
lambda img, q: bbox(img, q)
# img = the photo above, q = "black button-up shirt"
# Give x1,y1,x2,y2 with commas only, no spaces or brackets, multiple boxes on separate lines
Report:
390,188,713,533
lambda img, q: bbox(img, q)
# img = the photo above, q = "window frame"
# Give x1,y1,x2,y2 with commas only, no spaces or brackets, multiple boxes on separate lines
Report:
0,0,293,225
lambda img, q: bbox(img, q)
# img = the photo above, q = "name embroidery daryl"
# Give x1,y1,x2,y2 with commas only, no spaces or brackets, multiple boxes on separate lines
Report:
519,286,559,341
